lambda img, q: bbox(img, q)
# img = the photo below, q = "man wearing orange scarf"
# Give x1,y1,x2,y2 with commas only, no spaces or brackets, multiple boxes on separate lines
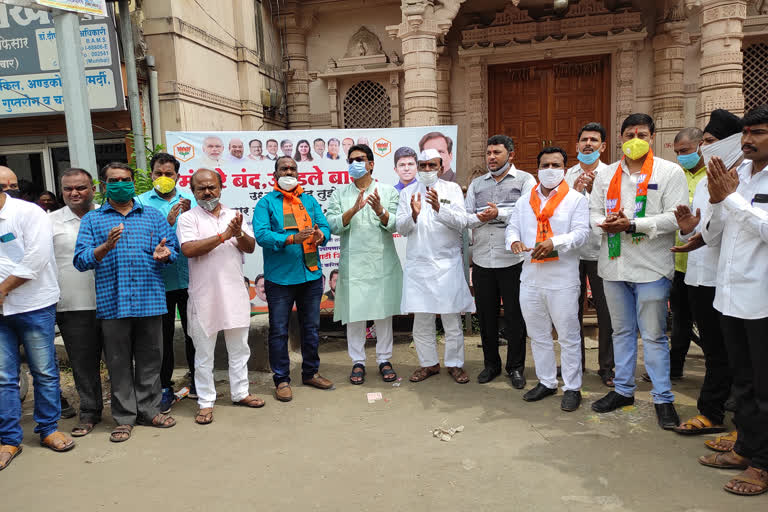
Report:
505,147,590,412
588,113,689,430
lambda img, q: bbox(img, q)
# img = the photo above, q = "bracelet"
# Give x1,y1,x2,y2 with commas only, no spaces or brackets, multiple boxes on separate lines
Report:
217,233,224,243
235,230,244,239
377,210,387,218
288,234,294,245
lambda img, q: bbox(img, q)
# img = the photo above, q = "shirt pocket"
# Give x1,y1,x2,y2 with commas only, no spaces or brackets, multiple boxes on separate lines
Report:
752,193,768,213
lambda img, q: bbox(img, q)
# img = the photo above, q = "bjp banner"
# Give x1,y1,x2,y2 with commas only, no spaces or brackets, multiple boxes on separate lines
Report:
166,126,459,314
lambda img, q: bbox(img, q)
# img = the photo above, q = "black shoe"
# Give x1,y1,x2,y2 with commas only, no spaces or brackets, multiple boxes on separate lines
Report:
522,383,557,402
654,403,680,430
724,395,737,412
591,391,634,413
561,390,582,412
60,396,76,419
477,367,501,384
508,369,526,389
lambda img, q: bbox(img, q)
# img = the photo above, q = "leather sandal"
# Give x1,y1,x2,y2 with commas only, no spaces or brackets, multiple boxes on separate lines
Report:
350,363,366,385
705,430,738,452
447,366,470,384
195,408,214,425
674,414,727,435
109,425,133,443
233,395,265,408
71,423,95,437
379,362,397,383
699,450,750,470
40,431,75,452
0,445,22,471
724,467,768,496
410,364,440,382
146,413,176,429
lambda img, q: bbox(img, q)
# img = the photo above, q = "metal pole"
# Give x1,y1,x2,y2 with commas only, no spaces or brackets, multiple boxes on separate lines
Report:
146,56,162,149
53,11,97,175
118,0,146,170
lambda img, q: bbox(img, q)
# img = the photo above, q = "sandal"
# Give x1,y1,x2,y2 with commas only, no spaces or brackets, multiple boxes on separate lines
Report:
600,372,615,387
724,467,768,496
71,423,95,437
195,408,214,425
379,362,397,383
674,414,727,435
146,413,176,429
705,430,738,452
0,445,22,471
698,451,750,469
40,431,75,452
447,366,470,384
109,425,133,443
233,395,265,408
349,363,366,385
410,364,440,382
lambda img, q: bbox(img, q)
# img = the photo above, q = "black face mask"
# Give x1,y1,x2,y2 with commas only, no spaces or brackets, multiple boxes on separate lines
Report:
4,189,21,199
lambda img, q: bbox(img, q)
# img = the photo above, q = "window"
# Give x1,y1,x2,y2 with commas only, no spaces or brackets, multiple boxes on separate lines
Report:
343,80,391,129
743,42,768,113
254,0,265,60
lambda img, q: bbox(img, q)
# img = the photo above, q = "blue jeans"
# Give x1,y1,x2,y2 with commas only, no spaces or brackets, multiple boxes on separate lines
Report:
265,277,323,386
0,304,60,446
603,278,674,404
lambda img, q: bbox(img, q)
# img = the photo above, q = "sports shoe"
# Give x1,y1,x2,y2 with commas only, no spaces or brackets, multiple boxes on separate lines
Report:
160,387,175,414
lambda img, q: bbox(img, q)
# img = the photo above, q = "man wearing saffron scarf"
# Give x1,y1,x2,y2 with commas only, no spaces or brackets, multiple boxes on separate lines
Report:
506,147,589,411
589,113,688,429
253,156,332,402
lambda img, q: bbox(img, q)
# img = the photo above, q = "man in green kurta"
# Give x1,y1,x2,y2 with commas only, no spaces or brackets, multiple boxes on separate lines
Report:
326,144,403,385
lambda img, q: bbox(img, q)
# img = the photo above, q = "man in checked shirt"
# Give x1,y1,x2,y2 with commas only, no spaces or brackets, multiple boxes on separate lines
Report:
74,162,179,443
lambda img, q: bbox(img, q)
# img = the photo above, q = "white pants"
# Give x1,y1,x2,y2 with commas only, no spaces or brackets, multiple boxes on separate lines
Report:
347,317,393,366
520,284,582,391
190,314,251,409
413,313,464,368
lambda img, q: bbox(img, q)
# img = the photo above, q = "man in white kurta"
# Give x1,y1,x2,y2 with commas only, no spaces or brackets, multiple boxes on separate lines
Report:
397,149,475,384
177,169,264,425
506,148,590,411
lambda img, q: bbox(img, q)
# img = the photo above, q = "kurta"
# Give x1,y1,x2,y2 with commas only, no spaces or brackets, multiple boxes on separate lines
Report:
396,179,475,315
326,180,402,324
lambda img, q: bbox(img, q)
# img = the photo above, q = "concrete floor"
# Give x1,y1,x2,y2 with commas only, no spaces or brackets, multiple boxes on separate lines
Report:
4,336,764,511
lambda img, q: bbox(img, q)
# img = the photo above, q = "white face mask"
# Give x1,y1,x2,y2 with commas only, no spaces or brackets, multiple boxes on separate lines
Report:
538,168,565,189
416,170,439,187
701,132,743,171
278,176,298,191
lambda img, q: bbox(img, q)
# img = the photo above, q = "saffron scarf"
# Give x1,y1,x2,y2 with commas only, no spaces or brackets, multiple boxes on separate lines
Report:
605,149,654,259
528,180,569,262
274,184,319,271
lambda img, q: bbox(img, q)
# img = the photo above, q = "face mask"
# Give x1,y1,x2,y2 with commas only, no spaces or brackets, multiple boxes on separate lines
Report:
676,151,701,170
278,176,298,191
701,132,743,171
198,197,219,212
622,138,651,160
153,176,176,194
538,168,565,189
3,189,20,199
348,161,368,179
105,181,135,203
489,160,511,177
417,170,439,187
577,150,600,165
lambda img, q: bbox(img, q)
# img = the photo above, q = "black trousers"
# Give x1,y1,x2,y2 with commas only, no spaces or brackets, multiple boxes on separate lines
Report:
669,270,698,376
689,286,731,425
472,262,526,374
721,315,768,471
578,260,614,375
101,316,163,426
160,289,195,389
56,310,103,424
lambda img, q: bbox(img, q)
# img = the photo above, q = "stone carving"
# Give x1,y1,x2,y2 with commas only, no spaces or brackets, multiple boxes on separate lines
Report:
390,50,401,65
344,27,384,58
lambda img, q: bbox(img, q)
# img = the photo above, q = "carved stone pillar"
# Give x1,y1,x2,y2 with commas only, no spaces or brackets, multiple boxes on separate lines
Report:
282,10,314,130
464,57,488,164
615,42,638,159
327,78,339,128
437,55,452,125
388,72,402,128
697,0,747,124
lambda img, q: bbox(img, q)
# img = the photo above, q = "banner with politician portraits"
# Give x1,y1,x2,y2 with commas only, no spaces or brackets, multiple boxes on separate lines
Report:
166,126,459,314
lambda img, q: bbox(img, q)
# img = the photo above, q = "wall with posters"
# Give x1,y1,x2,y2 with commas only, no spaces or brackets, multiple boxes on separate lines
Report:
166,126,458,315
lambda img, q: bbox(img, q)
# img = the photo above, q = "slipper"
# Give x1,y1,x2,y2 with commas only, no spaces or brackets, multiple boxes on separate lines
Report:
447,367,470,384
0,445,22,471
410,364,440,382
349,363,365,385
674,414,727,436
195,408,214,425
724,468,768,496
109,425,133,443
698,451,750,469
233,395,265,408
71,423,95,437
143,413,176,429
379,362,396,383
40,431,75,452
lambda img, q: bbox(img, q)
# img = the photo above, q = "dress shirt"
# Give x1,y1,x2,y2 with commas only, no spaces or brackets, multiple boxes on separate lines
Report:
265,153,278,161
565,161,608,261
679,178,718,288
394,180,414,192
505,183,590,290
137,187,196,292
674,166,707,273
701,160,768,319
50,206,96,312
74,201,178,319
589,156,688,283
465,166,537,268
0,197,59,315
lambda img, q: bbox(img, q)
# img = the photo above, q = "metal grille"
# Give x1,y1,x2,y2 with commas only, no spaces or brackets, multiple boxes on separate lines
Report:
744,42,768,112
343,80,391,129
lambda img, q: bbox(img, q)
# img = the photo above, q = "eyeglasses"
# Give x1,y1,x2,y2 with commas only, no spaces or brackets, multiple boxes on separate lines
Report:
347,156,367,164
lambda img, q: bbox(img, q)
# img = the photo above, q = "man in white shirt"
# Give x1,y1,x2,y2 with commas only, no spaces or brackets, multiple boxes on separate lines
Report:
50,168,102,438
506,147,589,411
247,139,265,161
197,136,225,169
224,138,247,166
697,106,768,496
589,113,688,430
265,139,279,161
564,122,614,387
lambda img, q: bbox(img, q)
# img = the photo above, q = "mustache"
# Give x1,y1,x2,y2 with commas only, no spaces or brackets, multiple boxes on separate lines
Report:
742,144,758,151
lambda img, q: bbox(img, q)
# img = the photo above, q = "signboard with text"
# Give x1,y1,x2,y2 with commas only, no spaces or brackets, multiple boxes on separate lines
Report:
36,1,108,17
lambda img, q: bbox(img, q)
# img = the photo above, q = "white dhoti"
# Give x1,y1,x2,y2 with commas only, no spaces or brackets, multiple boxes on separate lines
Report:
413,313,464,368
347,317,394,366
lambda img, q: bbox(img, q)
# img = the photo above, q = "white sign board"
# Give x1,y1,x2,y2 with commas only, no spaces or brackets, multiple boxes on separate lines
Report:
35,0,107,17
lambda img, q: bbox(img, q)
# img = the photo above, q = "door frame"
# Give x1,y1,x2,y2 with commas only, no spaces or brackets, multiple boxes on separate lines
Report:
0,144,54,192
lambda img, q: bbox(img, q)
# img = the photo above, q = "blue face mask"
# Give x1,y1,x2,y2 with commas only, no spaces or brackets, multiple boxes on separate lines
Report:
677,151,701,170
348,160,368,179
577,151,600,165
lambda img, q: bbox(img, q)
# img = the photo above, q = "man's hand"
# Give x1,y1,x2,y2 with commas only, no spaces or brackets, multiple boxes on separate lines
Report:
167,203,183,226
0,290,6,307
179,197,192,212
670,232,706,253
426,188,440,212
477,202,498,223
599,209,631,234
294,226,314,243
531,239,555,260
707,156,739,204
675,205,700,235
153,237,172,262
366,189,384,216
354,189,366,213
510,241,531,255
312,223,324,244
411,192,421,222
574,171,595,193
105,223,124,251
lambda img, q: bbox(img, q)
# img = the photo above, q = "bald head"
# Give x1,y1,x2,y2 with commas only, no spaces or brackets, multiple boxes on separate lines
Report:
0,166,19,193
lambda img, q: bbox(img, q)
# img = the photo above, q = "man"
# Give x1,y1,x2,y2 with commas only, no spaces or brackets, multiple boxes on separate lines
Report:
356,137,369,146
225,138,247,165
50,168,103,437
0,166,20,196
419,132,456,183
697,106,768,496
178,169,264,425
265,139,279,161
280,139,293,158
506,147,589,411
253,274,267,305
74,162,178,442
253,156,332,402
138,153,197,411
313,138,326,160
393,146,418,192
397,149,475,384
199,136,224,168
326,138,342,160
465,135,535,386
326,144,402,385
0,167,74,472
589,113,688,430
247,139,264,161
342,138,354,157
322,269,338,302
702,109,743,146
564,122,615,387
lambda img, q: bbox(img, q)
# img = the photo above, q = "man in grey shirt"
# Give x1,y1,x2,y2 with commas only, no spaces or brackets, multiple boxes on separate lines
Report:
466,134,536,386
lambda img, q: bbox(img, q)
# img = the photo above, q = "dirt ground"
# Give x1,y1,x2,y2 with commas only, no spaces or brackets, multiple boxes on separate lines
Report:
4,336,764,511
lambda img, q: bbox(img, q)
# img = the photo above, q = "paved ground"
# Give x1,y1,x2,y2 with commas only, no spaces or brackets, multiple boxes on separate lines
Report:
4,336,764,511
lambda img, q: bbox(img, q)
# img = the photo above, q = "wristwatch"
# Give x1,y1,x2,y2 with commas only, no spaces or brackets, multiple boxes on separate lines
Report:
626,221,636,234
377,210,387,218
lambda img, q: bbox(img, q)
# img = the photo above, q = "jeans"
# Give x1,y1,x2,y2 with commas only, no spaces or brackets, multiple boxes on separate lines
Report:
265,277,323,386
0,304,59,446
57,310,103,424
669,271,697,376
603,278,674,404
161,289,195,389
